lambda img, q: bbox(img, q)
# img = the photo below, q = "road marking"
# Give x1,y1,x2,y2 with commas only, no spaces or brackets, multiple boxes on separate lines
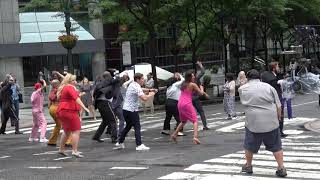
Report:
28,166,62,169
205,158,320,170
258,150,320,157
221,153,320,163
200,173,297,180
53,157,72,161
283,130,304,135
110,167,149,170
153,137,163,140
216,122,245,132
292,101,317,107
158,172,201,180
282,142,320,146
0,156,11,159
185,164,320,179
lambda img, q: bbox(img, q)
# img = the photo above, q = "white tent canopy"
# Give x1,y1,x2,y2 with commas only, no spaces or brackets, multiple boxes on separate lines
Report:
120,63,173,80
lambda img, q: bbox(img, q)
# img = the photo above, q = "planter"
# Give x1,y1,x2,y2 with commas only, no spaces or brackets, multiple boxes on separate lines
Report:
58,34,78,49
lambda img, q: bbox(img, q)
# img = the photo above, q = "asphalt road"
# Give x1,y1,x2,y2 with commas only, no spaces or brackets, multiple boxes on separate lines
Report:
0,94,320,180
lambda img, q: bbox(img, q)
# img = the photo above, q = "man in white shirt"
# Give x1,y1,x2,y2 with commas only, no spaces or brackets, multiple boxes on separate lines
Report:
114,73,157,151
239,69,287,177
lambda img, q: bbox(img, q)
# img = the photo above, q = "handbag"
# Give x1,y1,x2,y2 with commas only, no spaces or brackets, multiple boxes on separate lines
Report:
18,92,23,103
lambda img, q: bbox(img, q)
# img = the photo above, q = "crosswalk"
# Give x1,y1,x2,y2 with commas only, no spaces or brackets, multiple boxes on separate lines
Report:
4,111,317,138
4,111,241,135
158,131,320,180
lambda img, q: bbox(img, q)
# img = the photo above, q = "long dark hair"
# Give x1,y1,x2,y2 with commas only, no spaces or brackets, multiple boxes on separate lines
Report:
181,70,194,90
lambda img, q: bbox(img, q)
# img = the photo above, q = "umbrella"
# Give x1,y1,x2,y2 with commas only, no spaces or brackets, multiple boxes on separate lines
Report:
120,63,173,80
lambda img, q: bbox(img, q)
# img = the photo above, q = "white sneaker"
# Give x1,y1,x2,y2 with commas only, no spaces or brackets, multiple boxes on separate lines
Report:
28,137,39,142
136,144,150,151
177,132,184,136
39,138,48,143
113,143,125,150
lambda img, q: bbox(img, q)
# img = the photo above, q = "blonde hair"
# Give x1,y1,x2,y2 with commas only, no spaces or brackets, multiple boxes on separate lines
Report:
51,79,60,88
57,73,77,99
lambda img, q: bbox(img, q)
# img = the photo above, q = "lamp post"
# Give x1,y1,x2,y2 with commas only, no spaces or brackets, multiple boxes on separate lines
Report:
60,0,78,70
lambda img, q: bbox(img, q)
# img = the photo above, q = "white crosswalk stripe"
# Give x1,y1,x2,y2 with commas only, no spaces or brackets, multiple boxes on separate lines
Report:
4,112,246,135
158,134,320,180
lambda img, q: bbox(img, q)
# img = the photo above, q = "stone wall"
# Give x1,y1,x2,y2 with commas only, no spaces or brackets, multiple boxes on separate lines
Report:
0,0,24,87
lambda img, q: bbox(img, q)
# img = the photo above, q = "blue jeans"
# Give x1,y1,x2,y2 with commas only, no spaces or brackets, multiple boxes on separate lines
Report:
11,100,19,125
281,98,292,119
113,106,125,137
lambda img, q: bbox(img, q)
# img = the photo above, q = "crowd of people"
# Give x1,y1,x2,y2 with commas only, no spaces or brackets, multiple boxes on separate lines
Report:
0,60,295,177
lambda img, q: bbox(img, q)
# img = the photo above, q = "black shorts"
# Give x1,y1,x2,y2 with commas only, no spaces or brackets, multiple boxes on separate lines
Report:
244,128,282,153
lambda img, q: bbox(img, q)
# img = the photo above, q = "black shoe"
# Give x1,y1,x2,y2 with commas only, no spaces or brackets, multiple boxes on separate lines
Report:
241,164,253,174
92,138,104,143
0,132,6,135
161,130,170,135
281,133,288,138
47,143,57,147
276,167,287,177
15,131,23,134
203,126,210,131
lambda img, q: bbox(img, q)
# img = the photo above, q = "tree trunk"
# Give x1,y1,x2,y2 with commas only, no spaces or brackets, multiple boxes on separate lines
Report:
192,45,197,74
235,31,240,74
264,18,268,69
221,17,228,74
251,24,256,69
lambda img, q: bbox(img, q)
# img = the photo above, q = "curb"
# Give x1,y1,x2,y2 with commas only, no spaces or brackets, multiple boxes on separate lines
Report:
304,120,320,133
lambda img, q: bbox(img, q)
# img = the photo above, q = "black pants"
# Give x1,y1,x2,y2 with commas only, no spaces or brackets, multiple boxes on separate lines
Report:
163,99,180,130
118,110,142,146
192,98,208,127
93,101,117,142
0,106,19,133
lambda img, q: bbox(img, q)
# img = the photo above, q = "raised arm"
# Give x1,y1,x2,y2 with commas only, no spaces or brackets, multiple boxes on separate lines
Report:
196,61,205,82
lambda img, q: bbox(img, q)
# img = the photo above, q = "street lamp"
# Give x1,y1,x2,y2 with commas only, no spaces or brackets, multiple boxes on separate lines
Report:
59,0,79,70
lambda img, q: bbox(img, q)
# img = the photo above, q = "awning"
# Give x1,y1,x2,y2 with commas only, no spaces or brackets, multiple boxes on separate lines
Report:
19,12,95,43
0,12,105,58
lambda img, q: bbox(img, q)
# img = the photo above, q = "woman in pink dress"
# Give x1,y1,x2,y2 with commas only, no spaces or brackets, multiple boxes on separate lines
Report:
171,70,209,144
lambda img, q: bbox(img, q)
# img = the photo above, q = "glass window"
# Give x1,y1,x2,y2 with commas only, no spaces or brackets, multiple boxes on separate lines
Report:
19,12,36,23
20,22,39,33
38,22,65,32
20,33,42,43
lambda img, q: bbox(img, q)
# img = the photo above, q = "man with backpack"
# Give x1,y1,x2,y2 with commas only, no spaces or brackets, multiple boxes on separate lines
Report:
92,71,119,143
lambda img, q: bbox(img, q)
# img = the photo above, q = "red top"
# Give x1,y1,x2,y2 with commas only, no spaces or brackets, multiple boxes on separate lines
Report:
57,85,80,111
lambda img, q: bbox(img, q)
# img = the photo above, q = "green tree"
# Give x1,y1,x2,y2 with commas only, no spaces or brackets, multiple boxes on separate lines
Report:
100,0,170,88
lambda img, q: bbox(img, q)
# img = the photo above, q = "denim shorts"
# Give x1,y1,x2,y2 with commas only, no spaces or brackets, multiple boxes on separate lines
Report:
244,127,282,153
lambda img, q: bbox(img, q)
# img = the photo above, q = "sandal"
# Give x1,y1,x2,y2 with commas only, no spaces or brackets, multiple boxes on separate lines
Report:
72,151,84,158
193,138,201,145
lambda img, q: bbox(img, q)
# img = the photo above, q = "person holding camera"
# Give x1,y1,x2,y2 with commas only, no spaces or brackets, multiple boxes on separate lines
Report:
0,75,22,134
